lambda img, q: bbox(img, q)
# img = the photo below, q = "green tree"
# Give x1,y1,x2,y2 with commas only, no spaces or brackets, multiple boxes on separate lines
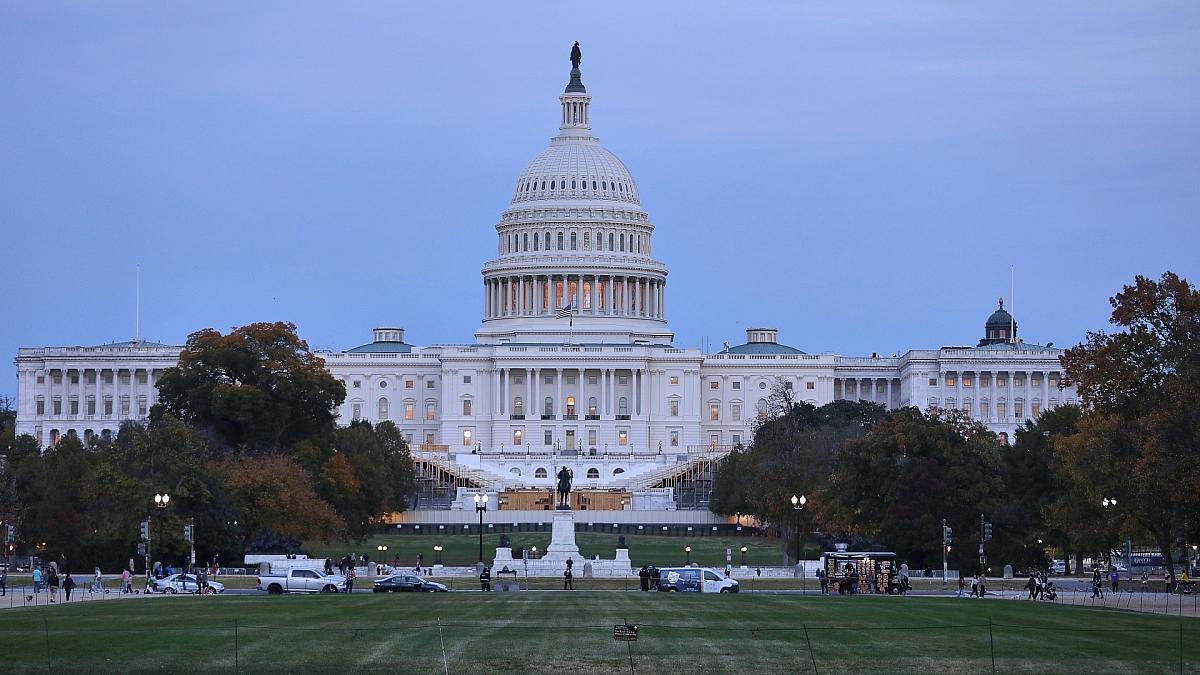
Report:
321,421,416,541
155,322,346,453
1060,272,1200,578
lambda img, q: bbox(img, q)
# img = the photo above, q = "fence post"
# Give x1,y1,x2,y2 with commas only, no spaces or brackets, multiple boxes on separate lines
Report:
987,616,996,675
1180,623,1184,675
437,617,450,675
234,618,239,675
44,619,51,674
802,623,819,674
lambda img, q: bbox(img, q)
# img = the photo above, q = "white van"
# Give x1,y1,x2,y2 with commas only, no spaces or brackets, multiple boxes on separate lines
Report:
656,567,740,593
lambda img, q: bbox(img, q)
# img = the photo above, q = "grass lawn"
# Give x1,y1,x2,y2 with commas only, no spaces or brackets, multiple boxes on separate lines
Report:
0,592,1196,673
304,532,797,568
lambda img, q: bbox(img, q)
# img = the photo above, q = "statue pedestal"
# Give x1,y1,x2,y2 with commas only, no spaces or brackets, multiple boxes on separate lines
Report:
546,508,582,559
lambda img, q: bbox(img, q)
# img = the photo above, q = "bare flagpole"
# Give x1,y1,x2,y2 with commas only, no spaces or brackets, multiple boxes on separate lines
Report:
1010,265,1015,343
135,265,142,342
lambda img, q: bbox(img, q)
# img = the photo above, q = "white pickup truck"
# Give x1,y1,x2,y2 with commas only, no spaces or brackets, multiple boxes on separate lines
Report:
256,568,347,594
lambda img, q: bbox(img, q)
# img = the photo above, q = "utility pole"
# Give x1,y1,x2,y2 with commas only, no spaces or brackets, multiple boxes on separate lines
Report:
942,518,952,590
979,514,993,575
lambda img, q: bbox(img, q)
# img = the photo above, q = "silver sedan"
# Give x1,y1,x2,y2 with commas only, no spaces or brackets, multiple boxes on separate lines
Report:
149,573,225,595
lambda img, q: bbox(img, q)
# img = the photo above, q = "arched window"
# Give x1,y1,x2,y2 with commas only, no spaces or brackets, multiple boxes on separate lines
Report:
586,468,600,479
535,467,548,479
533,233,539,251
551,180,556,189
618,397,629,416
541,181,546,190
545,396,554,417
377,398,389,420
544,232,551,250
570,232,577,250
613,467,625,476
510,467,521,476
620,234,625,251
588,397,597,415
566,396,576,416
523,233,529,251
602,180,607,190
557,232,564,250
514,397,524,416
571,180,576,189
101,429,112,443
592,180,597,190
609,232,614,250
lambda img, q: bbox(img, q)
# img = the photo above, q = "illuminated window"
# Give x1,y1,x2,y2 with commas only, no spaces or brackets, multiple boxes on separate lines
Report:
618,430,628,446
670,376,679,385
710,381,719,390
670,430,679,447
514,397,524,416
669,399,679,417
566,396,576,416
406,402,417,421
710,404,720,421
462,399,472,416
945,375,956,387
1015,400,1025,418
463,430,473,446
425,433,434,444
514,429,523,445
998,401,1007,418
1032,401,1041,418
964,376,973,387
352,403,361,421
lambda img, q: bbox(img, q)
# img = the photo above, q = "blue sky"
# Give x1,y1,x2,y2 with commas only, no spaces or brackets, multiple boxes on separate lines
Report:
2,2,1197,398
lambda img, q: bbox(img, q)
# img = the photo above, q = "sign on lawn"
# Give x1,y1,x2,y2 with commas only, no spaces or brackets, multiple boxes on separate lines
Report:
613,624,638,642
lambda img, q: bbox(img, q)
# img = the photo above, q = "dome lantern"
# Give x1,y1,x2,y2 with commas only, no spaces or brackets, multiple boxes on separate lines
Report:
979,297,1017,346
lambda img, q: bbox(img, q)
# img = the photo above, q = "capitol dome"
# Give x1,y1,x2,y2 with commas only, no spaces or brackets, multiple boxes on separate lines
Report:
475,46,672,346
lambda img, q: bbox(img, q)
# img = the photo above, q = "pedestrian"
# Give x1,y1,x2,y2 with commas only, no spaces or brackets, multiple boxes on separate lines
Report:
48,568,60,603
1036,572,1046,600
1091,568,1104,598
479,566,491,592
416,553,424,572
817,568,828,594
121,567,133,594
1025,574,1038,600
978,573,987,598
0,567,7,596
198,566,209,595
32,566,43,593
63,574,76,602
651,567,661,590
563,566,574,590
1110,568,1120,593
957,575,966,598
970,574,979,597
638,565,649,592
346,564,356,593
566,557,574,573
91,567,103,593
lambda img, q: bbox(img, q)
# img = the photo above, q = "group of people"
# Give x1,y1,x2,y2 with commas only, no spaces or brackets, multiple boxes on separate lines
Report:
28,563,78,602
957,573,989,597
1024,572,1059,600
637,565,660,591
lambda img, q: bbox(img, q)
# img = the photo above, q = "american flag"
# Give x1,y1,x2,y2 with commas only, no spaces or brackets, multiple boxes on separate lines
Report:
555,303,573,319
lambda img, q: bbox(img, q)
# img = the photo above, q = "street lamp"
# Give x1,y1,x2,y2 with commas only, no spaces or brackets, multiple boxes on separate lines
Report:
740,545,748,567
474,493,489,563
790,494,807,565
685,545,692,566
149,492,169,581
377,544,388,570
434,545,443,566
1101,497,1117,568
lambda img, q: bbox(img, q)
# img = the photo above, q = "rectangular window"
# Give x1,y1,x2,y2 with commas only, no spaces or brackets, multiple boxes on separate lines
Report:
588,376,597,385
710,404,720,421
463,430,473,446
405,380,414,389
963,401,972,416
87,400,95,416
670,430,679,447
929,378,937,386
566,376,575,384
425,433,435,445
732,404,742,421
669,400,679,417
353,381,361,388
557,232,564,250
618,376,628,385
462,399,472,416
352,403,361,421
710,381,719,390
981,401,989,419
427,380,435,388
998,401,1007,418
1032,401,1041,417
104,400,113,415
806,381,815,390
405,403,415,420
710,434,720,446
70,400,79,415
513,429,523,445
37,375,45,384
1014,376,1024,387
588,429,597,446
1015,401,1024,418
732,434,741,446
405,434,414,445
544,430,553,445
53,400,62,415
670,376,679,385
463,375,472,384
514,374,524,384
426,403,436,420
964,376,973,387
36,400,44,415
732,381,740,390
945,376,956,387
618,430,628,446
1032,376,1042,387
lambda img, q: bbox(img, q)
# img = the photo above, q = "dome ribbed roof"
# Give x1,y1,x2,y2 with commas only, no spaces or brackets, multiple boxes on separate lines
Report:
986,298,1014,327
510,139,641,206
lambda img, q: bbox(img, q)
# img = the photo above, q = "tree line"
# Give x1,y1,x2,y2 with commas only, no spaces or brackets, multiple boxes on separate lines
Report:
712,272,1200,576
0,322,416,571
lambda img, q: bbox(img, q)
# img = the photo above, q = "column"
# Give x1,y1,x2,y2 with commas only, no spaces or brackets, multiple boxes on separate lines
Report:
575,274,583,311
590,275,598,315
609,368,617,415
624,278,631,316
556,368,563,419
885,379,892,410
955,371,962,412
484,281,490,317
1042,369,1050,411
1023,370,1032,420
987,371,995,423
634,369,641,416
1007,371,1013,422
533,367,541,418
606,276,614,315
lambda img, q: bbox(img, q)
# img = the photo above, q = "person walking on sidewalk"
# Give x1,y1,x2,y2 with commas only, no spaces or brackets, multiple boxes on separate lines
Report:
957,575,966,598
345,564,356,593
0,567,7,596
47,568,60,603
63,574,76,602
1091,568,1104,598
1110,568,1120,593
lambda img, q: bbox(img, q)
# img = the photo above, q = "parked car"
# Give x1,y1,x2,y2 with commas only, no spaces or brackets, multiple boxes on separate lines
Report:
372,574,448,593
1049,560,1066,574
148,573,225,595
656,567,739,593
257,568,346,594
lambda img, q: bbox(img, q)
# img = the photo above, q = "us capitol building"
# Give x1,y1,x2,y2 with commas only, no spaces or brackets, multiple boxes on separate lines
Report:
12,50,1077,513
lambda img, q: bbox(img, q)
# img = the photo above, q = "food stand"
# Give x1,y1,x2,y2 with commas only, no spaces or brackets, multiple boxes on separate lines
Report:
823,552,896,594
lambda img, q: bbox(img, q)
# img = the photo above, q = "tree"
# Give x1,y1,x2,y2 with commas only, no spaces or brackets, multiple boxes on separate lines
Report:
1060,272,1200,578
216,454,344,551
321,421,416,541
710,444,753,524
155,322,347,453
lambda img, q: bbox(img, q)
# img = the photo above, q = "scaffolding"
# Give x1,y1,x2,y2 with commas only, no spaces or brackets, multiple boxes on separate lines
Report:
635,445,732,510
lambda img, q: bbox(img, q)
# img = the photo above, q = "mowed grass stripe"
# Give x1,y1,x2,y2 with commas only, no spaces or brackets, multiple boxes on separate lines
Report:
0,593,1196,673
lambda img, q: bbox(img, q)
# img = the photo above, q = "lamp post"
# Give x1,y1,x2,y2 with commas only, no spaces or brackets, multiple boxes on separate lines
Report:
790,494,807,565
1102,497,1117,568
151,492,169,581
376,545,388,572
474,493,489,563
740,546,748,568
434,545,443,566
685,545,692,566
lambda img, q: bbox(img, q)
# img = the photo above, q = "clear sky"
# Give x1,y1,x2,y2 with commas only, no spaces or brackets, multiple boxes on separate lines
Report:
2,2,1197,398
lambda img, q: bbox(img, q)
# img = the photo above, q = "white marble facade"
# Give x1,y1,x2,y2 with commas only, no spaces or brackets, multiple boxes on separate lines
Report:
12,56,1076,476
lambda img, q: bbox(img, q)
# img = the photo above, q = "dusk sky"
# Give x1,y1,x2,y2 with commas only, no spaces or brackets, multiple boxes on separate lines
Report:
3,2,1197,399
